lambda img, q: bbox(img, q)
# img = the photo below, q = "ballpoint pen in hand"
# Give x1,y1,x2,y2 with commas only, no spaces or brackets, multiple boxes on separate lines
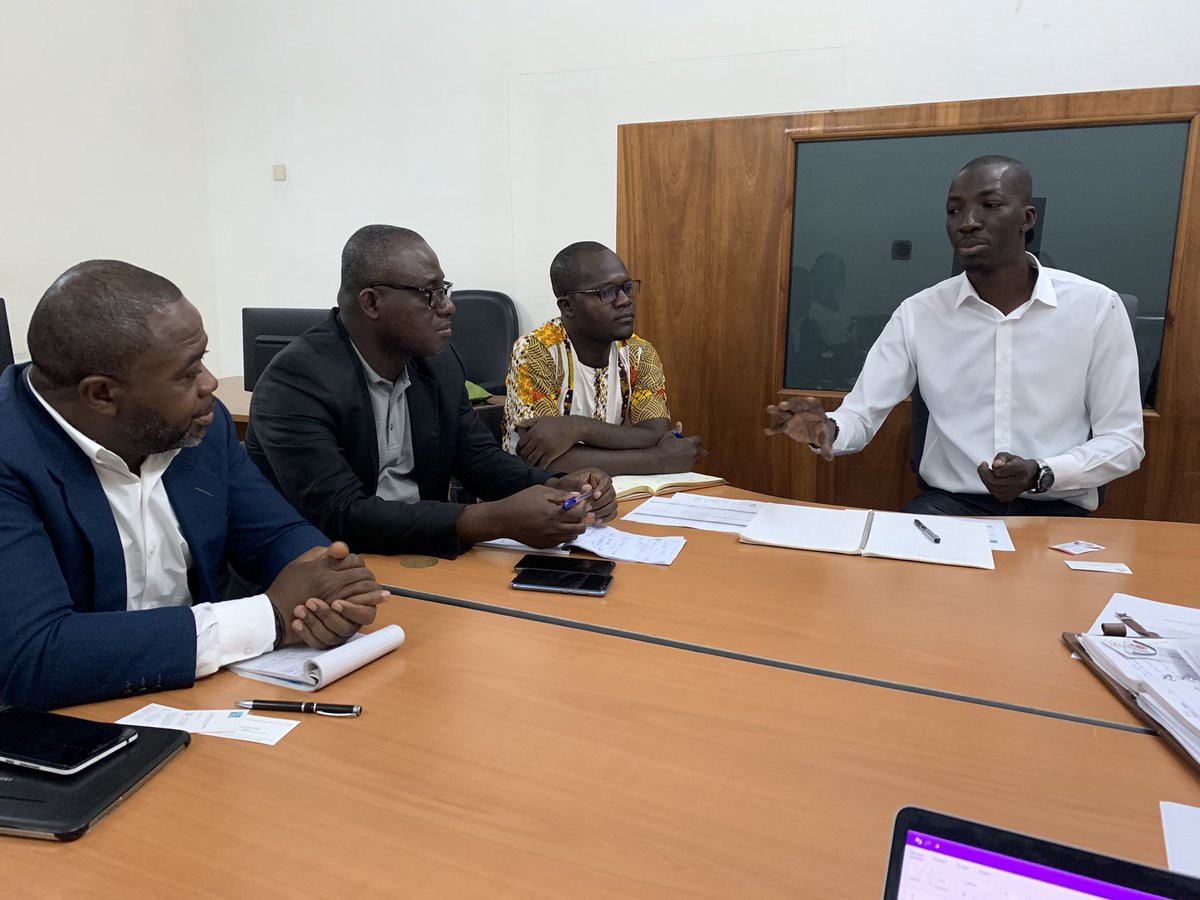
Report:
236,700,362,717
672,428,711,457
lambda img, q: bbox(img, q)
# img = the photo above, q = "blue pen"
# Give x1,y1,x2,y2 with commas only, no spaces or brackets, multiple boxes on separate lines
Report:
561,495,582,510
672,430,711,457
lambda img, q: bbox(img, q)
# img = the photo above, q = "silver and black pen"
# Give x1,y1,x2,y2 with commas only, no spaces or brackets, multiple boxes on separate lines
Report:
236,699,362,717
913,518,942,544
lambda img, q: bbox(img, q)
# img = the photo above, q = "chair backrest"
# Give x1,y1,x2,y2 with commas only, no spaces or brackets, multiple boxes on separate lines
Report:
448,290,519,395
0,299,14,372
242,307,329,390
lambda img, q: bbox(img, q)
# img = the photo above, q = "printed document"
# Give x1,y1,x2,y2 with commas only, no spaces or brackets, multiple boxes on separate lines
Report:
621,493,765,534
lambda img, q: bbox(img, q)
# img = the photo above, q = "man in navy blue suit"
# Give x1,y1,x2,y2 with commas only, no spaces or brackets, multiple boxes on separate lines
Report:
0,260,388,710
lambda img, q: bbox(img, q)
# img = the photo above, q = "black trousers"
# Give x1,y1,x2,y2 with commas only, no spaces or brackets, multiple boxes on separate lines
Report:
901,488,1088,517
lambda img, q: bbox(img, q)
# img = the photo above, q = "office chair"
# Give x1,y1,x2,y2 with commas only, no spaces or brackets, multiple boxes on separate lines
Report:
447,290,519,396
0,299,14,372
241,307,329,390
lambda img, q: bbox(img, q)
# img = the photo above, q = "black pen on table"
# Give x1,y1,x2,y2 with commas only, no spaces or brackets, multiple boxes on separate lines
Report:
236,700,362,717
672,429,711,457
913,518,941,544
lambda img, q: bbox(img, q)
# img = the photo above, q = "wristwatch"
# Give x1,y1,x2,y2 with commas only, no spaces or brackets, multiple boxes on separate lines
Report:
1029,459,1055,494
808,418,839,452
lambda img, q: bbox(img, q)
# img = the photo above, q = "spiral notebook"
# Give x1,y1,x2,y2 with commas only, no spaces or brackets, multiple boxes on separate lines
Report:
228,624,406,691
737,505,994,570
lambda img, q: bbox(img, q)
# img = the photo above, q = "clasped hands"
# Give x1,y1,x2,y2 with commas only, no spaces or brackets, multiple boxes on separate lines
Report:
765,396,1041,501
266,542,389,651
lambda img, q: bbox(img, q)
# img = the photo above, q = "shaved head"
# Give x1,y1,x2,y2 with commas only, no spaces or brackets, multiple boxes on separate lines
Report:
955,155,1033,206
338,224,426,308
27,260,183,388
550,241,614,297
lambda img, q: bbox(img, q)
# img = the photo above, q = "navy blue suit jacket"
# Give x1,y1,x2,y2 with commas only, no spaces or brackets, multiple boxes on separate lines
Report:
0,364,327,710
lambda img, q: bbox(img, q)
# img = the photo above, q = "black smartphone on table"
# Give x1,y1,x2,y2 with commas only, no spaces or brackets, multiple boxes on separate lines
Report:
513,554,615,576
510,569,613,596
0,709,138,776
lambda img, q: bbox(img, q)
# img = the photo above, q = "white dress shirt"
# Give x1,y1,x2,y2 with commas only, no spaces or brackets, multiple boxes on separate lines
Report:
349,342,421,503
26,372,276,675
828,255,1144,510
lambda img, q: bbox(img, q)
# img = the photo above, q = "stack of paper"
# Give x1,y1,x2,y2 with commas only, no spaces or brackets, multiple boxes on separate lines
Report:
622,493,765,534
229,624,405,692
1076,634,1200,763
480,526,686,566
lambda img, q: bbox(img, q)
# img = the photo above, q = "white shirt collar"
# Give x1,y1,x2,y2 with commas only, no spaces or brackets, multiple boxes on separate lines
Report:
24,368,179,477
955,252,1059,311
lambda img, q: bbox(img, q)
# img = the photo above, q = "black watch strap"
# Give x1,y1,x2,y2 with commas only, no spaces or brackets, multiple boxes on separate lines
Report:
808,418,839,452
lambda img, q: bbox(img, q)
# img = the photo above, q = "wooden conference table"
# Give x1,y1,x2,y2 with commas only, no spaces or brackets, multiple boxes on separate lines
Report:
370,486,1200,730
10,595,1200,898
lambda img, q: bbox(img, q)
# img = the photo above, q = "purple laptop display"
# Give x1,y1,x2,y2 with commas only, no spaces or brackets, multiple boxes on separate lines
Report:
883,808,1200,900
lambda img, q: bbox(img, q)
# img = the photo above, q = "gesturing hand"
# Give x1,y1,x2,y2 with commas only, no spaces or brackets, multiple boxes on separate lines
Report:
764,396,836,460
976,452,1040,503
515,417,582,468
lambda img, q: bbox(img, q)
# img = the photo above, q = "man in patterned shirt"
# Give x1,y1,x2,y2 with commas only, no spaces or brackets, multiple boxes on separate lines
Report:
503,241,701,474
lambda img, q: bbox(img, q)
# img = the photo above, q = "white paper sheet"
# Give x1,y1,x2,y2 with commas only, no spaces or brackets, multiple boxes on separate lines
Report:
1084,594,1200,639
978,519,1015,552
568,525,685,565
862,512,995,570
1052,540,1106,555
1161,801,1200,877
118,703,299,745
1065,560,1132,574
622,493,764,533
738,505,871,554
476,538,571,556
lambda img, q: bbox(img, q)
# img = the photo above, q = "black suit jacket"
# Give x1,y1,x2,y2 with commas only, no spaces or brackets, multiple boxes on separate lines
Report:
246,311,554,558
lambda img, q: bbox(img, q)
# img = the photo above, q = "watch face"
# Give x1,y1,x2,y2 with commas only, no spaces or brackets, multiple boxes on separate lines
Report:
1037,465,1054,492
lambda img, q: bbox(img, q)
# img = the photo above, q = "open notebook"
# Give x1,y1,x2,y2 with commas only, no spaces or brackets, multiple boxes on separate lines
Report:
611,471,725,501
228,624,406,691
738,505,994,570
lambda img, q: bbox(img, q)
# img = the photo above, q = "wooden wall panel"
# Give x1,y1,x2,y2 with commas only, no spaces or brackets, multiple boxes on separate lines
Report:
618,87,1200,522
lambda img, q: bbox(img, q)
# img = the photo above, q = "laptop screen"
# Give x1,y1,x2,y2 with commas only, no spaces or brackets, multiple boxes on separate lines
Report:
897,829,1169,899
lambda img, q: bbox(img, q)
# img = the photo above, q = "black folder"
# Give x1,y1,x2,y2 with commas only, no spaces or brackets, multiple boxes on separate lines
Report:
0,724,189,841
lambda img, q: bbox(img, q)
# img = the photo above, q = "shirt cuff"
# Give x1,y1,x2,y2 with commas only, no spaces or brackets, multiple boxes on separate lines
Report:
805,413,847,455
191,595,277,678
1040,453,1083,493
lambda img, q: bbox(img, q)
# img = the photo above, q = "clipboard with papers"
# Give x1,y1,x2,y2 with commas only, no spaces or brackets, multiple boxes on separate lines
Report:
1065,593,1200,777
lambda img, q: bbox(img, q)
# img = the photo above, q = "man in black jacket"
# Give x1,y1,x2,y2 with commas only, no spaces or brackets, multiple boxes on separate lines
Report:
246,225,616,559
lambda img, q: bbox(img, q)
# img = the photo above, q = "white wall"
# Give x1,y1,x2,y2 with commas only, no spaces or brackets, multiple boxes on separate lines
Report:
6,0,1200,376
0,0,216,363
185,0,1200,377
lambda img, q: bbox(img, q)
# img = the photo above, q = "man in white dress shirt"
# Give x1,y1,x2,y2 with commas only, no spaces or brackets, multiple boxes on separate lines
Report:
765,156,1144,516
0,260,387,709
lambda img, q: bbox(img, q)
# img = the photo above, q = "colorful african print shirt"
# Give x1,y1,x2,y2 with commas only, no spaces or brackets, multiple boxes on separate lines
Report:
501,318,670,454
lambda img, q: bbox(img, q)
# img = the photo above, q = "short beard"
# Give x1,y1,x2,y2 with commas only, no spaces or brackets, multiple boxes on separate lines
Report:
126,407,196,456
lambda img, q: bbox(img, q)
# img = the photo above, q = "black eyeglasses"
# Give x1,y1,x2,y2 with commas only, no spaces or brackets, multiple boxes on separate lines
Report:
369,281,454,310
564,279,640,305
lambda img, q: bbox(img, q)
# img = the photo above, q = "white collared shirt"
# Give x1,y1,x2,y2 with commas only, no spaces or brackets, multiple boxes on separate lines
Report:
828,255,1145,510
349,341,420,504
26,371,275,675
